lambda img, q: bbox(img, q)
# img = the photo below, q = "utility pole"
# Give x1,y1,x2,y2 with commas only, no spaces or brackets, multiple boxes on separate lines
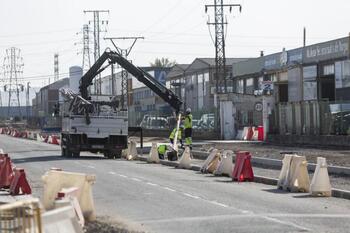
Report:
205,1,241,93
54,53,59,82
3,47,24,118
79,24,92,74
26,82,30,119
84,10,109,95
104,37,144,109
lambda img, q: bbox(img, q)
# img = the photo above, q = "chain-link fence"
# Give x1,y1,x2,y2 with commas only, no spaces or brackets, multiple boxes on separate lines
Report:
271,100,350,135
128,109,217,132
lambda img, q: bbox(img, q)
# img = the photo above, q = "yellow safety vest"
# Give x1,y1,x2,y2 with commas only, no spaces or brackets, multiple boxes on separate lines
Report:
158,144,167,154
169,128,182,139
184,114,192,129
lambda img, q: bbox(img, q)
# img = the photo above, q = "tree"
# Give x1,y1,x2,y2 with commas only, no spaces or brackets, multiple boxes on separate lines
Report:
150,57,177,68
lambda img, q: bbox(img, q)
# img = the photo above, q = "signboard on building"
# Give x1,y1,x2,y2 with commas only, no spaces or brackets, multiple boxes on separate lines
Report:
262,81,274,91
303,37,349,63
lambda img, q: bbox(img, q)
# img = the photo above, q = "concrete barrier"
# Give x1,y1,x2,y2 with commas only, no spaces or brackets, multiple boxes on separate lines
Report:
214,150,233,177
310,157,332,197
277,154,294,190
147,142,160,163
42,205,83,233
42,170,96,221
200,149,219,173
288,155,310,192
178,147,192,169
126,141,138,161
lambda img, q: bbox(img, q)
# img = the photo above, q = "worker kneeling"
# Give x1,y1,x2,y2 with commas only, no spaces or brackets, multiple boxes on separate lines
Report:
157,144,167,160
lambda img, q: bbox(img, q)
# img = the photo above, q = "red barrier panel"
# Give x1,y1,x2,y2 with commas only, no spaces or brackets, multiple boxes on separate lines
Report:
232,151,254,182
246,127,254,141
257,126,264,141
9,168,32,195
50,136,60,145
0,154,14,188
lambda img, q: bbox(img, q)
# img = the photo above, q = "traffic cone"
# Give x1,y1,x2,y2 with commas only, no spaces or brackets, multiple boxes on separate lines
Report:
126,141,138,160
310,157,332,197
0,154,14,188
207,152,221,174
147,143,160,163
277,154,294,190
214,150,234,177
288,155,310,192
200,148,219,173
178,147,192,169
232,151,254,182
9,168,32,195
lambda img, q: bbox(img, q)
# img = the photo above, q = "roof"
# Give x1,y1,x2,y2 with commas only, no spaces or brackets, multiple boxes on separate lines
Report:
166,64,190,79
186,57,250,74
197,58,250,67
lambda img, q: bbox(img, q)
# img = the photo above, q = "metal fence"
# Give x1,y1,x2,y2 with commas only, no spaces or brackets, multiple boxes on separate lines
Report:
0,199,42,233
128,109,217,132
271,100,350,135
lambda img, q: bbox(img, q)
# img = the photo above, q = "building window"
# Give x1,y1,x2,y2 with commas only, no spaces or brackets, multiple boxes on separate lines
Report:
237,79,244,94
245,78,254,95
323,64,335,76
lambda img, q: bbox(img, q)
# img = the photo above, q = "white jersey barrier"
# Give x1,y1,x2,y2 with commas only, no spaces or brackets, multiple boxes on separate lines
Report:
200,148,219,173
126,140,138,161
42,205,84,233
178,147,192,169
214,150,234,177
147,142,160,163
310,157,332,197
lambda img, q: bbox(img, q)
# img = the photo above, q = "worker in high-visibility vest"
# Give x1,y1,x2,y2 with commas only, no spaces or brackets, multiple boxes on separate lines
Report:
157,144,167,160
182,108,193,150
169,126,183,148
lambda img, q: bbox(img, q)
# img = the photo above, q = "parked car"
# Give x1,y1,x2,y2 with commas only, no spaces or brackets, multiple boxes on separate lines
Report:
197,113,215,130
140,115,169,129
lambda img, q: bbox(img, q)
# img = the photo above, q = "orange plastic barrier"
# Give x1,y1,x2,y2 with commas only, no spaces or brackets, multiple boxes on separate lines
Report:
232,151,254,182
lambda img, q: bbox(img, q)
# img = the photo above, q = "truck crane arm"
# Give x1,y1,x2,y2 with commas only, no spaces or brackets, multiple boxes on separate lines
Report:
79,49,183,113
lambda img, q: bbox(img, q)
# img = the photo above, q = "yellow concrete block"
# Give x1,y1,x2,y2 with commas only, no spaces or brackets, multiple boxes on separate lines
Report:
42,170,96,221
288,155,310,193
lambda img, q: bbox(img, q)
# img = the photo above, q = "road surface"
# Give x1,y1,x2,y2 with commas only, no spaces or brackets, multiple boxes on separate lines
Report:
1,134,350,233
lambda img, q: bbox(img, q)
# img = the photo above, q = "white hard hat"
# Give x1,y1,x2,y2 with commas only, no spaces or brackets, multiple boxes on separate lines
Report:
186,108,191,114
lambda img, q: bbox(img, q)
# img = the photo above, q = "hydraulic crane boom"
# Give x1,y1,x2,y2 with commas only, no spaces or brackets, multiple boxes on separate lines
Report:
79,49,183,113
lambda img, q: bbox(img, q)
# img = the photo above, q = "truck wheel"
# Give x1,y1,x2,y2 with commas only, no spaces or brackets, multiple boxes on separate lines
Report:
72,151,80,158
112,150,122,159
104,151,114,159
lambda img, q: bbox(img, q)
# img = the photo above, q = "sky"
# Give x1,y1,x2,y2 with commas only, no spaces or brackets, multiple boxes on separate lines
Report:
0,0,349,91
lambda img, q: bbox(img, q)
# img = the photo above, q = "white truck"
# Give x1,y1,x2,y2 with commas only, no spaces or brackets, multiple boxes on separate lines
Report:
60,50,182,158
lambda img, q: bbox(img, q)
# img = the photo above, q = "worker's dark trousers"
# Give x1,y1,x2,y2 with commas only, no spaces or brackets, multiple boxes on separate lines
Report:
184,128,192,149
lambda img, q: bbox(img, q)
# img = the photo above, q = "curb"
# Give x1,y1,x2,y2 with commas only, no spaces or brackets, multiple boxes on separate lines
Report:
191,150,350,176
137,155,350,201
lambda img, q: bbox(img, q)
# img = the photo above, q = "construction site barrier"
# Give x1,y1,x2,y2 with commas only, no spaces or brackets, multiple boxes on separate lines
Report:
147,142,160,163
206,152,221,174
42,206,83,233
200,148,219,173
126,141,138,161
214,150,234,177
55,187,85,227
9,168,32,195
310,157,332,197
288,155,310,192
277,154,294,190
232,151,254,182
0,198,42,233
42,170,96,221
178,147,192,169
0,154,14,189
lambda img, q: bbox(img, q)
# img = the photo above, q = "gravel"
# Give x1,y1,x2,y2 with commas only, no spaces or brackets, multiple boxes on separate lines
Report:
84,216,146,233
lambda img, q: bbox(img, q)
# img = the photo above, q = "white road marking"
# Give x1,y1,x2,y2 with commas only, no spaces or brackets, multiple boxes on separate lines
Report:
183,193,200,199
87,165,95,169
119,174,128,178
209,201,229,208
131,178,141,182
146,182,158,186
108,171,116,175
163,187,176,192
263,216,311,232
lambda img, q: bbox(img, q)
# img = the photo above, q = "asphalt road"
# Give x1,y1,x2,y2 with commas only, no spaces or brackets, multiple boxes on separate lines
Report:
1,134,350,233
